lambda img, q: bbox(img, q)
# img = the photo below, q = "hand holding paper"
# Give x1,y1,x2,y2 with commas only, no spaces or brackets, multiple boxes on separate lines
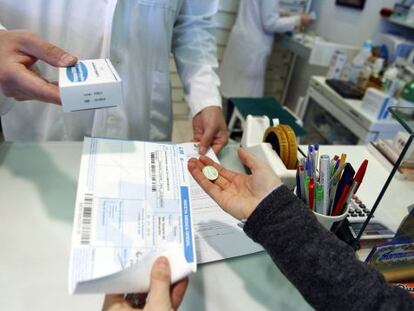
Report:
102,256,188,311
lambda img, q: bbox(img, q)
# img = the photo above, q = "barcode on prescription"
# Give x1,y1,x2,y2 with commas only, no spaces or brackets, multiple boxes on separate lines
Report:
150,152,156,192
80,193,93,245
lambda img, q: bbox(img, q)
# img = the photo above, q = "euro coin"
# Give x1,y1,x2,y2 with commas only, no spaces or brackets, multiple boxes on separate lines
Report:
202,165,219,181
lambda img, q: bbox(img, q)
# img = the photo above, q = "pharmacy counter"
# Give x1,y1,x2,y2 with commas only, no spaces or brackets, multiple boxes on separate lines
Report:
0,142,413,310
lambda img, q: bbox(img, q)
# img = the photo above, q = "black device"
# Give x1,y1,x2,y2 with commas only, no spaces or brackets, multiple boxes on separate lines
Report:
326,79,365,100
336,0,366,10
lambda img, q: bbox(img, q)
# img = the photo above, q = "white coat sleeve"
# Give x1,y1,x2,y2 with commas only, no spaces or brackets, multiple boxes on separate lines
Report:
172,0,221,117
261,0,301,34
0,22,12,115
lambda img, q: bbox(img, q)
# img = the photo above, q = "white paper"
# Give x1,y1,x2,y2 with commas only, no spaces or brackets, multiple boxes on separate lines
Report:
69,138,197,294
69,138,262,294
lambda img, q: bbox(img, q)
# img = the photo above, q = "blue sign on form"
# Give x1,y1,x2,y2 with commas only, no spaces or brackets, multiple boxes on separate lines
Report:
180,186,194,263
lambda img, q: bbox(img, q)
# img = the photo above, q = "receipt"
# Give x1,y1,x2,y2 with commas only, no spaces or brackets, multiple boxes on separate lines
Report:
69,137,197,294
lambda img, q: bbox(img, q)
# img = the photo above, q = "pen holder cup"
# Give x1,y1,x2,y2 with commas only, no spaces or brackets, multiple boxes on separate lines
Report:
313,204,350,231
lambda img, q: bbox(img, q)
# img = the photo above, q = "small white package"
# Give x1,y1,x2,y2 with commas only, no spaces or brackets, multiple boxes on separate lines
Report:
361,87,394,120
59,59,123,112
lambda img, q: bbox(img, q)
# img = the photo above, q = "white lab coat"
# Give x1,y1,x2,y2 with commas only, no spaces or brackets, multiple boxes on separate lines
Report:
0,0,221,141
219,0,300,98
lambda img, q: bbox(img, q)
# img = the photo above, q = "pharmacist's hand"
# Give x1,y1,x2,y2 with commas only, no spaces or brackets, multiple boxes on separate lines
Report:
192,106,228,155
188,148,282,220
0,30,77,104
299,15,313,29
102,257,188,311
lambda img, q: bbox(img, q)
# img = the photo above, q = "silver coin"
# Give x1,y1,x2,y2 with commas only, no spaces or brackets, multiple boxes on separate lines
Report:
202,165,219,181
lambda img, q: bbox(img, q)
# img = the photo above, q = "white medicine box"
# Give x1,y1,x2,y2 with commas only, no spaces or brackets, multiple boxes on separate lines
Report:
59,59,123,112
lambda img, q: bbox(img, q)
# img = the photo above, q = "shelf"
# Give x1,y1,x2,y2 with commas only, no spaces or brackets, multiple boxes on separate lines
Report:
277,34,312,60
351,106,414,248
386,16,414,30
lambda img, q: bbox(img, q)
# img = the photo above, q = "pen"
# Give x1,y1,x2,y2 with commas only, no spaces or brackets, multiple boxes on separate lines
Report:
329,163,345,185
334,159,340,171
304,176,310,204
336,154,347,183
309,177,315,210
328,183,338,215
344,159,368,205
332,184,351,216
308,145,314,177
314,144,319,172
305,159,311,178
332,163,355,211
353,159,368,194
299,164,305,201
315,184,324,214
296,167,302,199
319,155,330,215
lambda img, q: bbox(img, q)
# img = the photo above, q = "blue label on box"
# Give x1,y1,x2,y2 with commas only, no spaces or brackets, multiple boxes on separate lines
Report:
66,62,88,82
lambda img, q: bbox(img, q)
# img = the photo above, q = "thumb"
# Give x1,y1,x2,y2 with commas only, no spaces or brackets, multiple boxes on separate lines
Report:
145,257,172,310
199,129,214,155
238,148,261,172
20,33,77,67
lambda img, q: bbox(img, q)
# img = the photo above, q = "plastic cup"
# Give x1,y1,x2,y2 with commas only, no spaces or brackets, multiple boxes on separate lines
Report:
313,204,350,231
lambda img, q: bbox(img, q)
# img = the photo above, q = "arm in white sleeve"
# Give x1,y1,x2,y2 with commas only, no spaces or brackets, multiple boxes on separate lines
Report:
172,0,221,117
261,0,301,34
0,22,5,30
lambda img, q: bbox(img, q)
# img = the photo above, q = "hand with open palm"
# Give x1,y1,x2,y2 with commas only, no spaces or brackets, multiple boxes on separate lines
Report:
188,148,282,220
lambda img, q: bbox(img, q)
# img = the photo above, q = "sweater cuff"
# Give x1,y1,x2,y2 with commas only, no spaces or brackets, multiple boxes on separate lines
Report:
243,185,298,240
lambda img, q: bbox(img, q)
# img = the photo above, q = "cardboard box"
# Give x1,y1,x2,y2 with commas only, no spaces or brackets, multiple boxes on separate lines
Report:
59,59,123,112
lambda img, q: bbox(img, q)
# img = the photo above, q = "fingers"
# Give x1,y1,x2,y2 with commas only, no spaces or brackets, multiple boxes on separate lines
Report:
101,294,127,310
145,257,172,310
210,130,229,155
237,148,261,173
198,129,214,155
171,278,189,310
193,107,228,155
12,66,61,104
20,32,77,67
198,129,229,155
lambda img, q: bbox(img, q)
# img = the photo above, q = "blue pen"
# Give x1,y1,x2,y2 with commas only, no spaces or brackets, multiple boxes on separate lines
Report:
314,144,319,172
305,159,311,177
308,145,314,177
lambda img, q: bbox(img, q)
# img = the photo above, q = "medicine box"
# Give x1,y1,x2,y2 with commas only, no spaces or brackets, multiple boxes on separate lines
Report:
59,59,123,112
361,87,394,120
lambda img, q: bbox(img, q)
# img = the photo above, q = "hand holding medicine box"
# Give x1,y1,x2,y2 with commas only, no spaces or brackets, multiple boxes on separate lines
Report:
59,59,123,112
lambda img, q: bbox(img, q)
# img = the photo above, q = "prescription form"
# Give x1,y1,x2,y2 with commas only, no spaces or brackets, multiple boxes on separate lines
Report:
69,137,262,294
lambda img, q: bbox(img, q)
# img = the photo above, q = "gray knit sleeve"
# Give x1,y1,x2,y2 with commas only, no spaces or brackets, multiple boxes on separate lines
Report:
243,185,414,310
